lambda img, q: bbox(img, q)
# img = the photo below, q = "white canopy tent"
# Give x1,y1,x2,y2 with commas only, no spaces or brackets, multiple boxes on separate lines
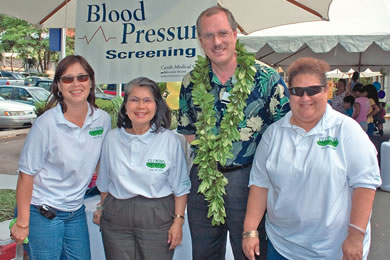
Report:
238,0,390,72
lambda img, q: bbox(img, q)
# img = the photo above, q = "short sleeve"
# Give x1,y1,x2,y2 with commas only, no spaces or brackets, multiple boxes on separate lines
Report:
249,125,273,189
18,122,48,175
167,134,191,196
177,73,197,135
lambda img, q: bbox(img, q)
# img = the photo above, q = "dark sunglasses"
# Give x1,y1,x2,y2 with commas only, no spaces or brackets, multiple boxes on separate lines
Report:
288,85,325,97
60,74,90,84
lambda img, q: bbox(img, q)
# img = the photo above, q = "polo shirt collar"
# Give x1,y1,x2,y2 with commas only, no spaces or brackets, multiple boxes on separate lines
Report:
54,103,98,129
119,125,157,144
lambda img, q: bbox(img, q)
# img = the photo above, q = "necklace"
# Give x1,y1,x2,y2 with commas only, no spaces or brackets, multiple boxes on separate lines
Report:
190,41,256,225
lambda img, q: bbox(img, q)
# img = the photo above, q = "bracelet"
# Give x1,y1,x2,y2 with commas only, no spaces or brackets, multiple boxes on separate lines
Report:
242,230,259,239
348,223,366,235
173,214,184,220
16,223,29,229
96,203,104,210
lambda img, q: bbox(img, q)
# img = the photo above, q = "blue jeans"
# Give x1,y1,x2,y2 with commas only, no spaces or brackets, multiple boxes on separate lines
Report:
267,240,289,260
187,165,267,260
24,204,91,260
367,122,375,136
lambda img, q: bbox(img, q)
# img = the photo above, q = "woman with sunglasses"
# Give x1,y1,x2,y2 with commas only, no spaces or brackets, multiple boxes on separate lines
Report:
242,57,381,260
10,55,111,259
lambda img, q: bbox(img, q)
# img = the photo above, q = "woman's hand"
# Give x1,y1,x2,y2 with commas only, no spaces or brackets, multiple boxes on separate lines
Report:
93,209,102,225
342,230,364,260
168,218,183,250
242,237,260,260
10,223,29,245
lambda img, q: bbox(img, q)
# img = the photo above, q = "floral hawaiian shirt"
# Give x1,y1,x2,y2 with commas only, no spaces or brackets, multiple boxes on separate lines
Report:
177,62,290,167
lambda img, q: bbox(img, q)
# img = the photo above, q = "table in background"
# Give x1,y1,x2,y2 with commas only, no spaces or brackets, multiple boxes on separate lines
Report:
84,195,233,260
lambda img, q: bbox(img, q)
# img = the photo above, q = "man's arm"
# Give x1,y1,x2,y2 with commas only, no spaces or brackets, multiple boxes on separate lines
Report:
184,134,195,144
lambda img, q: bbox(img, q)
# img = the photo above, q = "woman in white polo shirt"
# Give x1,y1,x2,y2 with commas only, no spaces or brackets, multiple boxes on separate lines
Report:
94,77,191,260
242,57,381,260
10,55,111,259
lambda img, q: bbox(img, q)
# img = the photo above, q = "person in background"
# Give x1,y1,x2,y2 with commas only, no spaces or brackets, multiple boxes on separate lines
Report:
352,83,370,131
343,95,355,117
177,5,290,260
94,77,190,260
331,78,348,113
375,102,386,136
349,71,360,93
10,55,111,259
364,84,380,137
242,57,381,260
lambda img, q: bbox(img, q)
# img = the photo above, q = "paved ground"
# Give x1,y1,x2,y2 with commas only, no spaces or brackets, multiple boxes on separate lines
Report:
0,122,389,259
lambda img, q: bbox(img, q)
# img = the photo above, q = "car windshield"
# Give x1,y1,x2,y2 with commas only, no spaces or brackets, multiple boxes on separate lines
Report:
96,86,105,94
14,73,26,80
29,88,50,102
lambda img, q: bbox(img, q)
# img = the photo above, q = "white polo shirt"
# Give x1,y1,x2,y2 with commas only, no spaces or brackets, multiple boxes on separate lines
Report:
249,104,381,260
97,127,191,199
18,104,111,211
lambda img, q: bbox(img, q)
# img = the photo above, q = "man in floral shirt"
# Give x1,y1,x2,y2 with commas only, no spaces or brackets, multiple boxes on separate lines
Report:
177,5,290,260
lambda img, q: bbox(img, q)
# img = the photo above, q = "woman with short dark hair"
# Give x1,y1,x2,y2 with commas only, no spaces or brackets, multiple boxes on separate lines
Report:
94,77,190,260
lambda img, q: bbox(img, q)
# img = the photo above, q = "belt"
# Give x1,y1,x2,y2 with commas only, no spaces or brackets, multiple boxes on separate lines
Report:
217,163,251,173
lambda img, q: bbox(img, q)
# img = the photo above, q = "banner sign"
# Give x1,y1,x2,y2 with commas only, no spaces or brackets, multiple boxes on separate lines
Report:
75,0,215,84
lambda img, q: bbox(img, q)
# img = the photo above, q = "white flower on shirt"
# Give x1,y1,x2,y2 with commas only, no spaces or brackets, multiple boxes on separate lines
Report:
275,84,285,98
183,74,191,88
247,116,263,132
269,97,279,115
180,114,190,127
240,127,253,141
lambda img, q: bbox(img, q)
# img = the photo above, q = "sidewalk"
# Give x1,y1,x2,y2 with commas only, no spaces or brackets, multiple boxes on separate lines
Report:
0,128,29,139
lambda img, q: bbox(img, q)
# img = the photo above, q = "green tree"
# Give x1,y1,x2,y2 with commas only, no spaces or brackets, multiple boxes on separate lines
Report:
0,14,59,73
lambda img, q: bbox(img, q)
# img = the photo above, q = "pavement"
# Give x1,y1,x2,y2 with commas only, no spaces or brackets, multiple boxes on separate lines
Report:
0,122,390,259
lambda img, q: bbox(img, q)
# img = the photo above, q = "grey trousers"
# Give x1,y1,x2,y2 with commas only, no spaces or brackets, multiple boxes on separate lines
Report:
100,194,175,260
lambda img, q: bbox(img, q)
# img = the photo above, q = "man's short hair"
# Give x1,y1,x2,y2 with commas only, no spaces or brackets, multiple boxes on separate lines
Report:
196,5,238,36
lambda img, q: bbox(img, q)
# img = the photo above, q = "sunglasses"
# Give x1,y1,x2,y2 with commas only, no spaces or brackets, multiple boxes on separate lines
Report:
288,85,325,97
60,74,90,84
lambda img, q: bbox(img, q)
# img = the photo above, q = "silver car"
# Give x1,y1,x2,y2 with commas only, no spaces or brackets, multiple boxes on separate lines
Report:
0,85,50,105
0,96,37,129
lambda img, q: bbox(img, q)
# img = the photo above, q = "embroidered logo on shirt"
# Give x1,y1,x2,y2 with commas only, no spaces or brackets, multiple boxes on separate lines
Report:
146,159,166,169
317,136,338,148
89,127,104,137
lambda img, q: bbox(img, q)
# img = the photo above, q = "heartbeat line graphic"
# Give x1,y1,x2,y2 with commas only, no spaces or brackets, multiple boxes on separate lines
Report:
78,26,116,44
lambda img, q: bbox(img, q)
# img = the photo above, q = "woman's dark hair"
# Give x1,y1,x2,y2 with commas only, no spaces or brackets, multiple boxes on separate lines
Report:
46,55,97,113
117,77,171,132
352,83,364,93
343,95,355,105
352,71,360,81
287,57,330,87
338,78,347,87
364,84,379,103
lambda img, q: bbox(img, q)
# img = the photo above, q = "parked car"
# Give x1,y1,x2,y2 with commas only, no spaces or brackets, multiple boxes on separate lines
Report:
0,96,36,129
24,76,52,86
0,71,25,80
0,85,50,105
34,79,53,91
95,86,114,100
104,84,125,96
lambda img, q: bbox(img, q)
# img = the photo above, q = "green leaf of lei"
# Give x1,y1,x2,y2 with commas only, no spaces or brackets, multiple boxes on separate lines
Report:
190,41,256,226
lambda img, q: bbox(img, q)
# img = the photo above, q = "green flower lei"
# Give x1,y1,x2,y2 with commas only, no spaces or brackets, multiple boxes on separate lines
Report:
190,41,256,226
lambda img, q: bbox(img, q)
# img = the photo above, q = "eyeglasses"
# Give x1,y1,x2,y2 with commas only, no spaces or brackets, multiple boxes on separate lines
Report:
128,96,155,104
60,74,90,84
200,30,233,41
288,85,325,97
